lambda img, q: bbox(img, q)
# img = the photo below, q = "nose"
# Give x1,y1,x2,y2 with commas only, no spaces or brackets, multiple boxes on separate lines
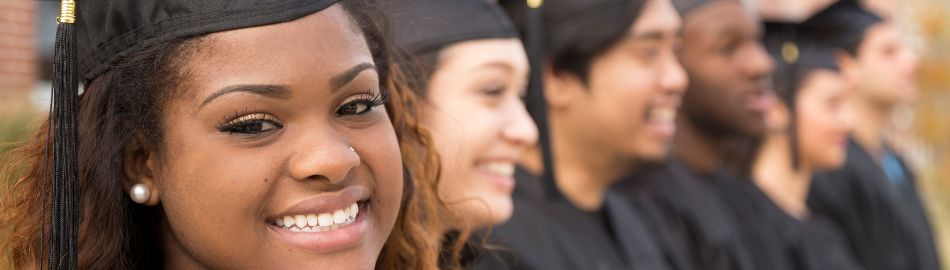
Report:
744,42,775,79
502,97,539,148
287,130,361,185
660,51,688,95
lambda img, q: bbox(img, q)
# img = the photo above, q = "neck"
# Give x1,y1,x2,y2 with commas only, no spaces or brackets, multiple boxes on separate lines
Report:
851,95,893,160
752,131,813,220
526,116,634,211
673,117,727,174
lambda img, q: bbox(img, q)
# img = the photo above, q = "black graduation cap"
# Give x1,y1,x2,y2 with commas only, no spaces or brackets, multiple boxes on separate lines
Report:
763,21,840,170
46,1,336,268
799,0,883,55
386,0,519,55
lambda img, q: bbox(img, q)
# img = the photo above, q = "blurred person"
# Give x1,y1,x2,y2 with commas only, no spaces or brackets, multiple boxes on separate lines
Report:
0,1,452,269
717,23,863,269
803,1,941,270
386,0,538,267
474,0,687,268
616,0,773,269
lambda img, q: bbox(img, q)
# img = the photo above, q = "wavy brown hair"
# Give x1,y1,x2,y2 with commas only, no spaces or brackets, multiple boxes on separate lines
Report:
0,1,457,269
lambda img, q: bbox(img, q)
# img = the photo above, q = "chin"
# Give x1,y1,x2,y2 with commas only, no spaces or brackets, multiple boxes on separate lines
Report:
634,143,670,163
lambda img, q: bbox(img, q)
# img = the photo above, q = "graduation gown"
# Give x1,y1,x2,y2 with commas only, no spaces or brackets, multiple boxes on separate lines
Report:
712,174,864,270
472,168,669,270
616,158,756,270
808,139,940,270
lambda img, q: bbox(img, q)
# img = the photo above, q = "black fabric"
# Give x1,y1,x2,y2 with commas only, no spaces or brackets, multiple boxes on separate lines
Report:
712,173,864,270
764,21,840,103
799,0,883,54
617,158,756,270
76,0,338,84
472,168,668,270
386,0,518,55
808,139,941,270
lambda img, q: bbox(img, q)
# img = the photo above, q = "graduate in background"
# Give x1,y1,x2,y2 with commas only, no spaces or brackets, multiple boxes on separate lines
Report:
385,0,538,268
804,1,941,269
719,21,864,270
475,0,686,269
616,0,772,269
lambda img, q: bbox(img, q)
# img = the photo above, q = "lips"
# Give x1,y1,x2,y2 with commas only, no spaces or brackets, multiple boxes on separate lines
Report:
643,98,678,138
266,186,371,252
745,87,775,113
475,160,517,192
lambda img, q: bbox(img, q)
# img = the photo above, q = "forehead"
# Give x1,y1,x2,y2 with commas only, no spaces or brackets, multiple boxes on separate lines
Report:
632,0,682,36
437,38,528,71
181,5,372,98
682,1,758,39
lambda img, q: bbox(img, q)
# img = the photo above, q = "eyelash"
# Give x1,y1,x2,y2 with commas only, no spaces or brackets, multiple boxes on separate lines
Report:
217,111,283,135
335,91,387,117
216,90,387,136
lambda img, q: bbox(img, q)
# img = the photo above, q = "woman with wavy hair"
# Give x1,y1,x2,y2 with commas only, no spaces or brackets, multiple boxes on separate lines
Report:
0,0,450,269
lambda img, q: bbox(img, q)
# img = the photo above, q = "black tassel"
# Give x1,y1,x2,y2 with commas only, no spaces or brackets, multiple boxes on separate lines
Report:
47,0,79,269
522,0,562,201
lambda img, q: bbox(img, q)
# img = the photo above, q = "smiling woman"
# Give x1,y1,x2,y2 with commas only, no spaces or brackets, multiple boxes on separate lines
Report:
0,0,443,269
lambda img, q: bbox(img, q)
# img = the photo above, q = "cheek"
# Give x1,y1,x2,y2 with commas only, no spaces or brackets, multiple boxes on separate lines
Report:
157,127,277,265
425,105,499,195
594,69,654,128
797,106,845,166
356,113,403,217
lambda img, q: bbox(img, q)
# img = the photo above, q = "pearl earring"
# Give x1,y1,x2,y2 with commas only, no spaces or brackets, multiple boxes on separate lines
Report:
130,183,150,204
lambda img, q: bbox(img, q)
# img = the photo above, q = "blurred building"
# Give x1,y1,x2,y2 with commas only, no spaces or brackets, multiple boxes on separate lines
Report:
0,1,37,97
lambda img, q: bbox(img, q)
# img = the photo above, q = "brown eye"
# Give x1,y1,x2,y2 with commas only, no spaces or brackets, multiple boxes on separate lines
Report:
336,92,385,117
219,113,282,134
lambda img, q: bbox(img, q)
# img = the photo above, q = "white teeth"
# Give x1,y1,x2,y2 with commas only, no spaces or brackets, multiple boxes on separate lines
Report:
294,215,308,228
273,202,360,233
333,210,347,223
650,107,676,124
283,216,294,228
483,162,515,177
318,213,333,226
307,214,319,227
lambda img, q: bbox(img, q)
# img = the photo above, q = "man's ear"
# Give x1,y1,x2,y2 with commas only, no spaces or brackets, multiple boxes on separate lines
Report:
122,135,161,206
543,65,587,110
836,51,858,83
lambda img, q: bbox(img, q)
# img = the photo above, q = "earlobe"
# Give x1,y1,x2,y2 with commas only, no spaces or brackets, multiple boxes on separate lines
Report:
122,137,161,206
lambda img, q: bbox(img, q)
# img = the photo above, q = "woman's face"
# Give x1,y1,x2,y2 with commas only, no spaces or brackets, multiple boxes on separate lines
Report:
424,38,537,226
145,6,402,269
797,70,852,170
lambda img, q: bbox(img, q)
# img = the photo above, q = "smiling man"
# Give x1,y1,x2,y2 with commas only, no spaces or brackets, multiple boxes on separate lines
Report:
616,0,775,269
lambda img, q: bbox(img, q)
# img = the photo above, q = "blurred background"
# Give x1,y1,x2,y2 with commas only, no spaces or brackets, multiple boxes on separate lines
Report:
0,0,948,267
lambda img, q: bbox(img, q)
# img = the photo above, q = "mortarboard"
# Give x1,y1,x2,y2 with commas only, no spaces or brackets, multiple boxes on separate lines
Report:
799,0,883,55
386,0,519,56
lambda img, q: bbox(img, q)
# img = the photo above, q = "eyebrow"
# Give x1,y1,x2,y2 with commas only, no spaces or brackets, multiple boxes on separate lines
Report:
199,62,376,108
629,29,682,43
200,84,291,108
330,62,377,90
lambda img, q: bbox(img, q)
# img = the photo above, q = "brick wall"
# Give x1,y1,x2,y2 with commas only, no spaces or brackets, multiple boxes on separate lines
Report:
0,1,37,95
